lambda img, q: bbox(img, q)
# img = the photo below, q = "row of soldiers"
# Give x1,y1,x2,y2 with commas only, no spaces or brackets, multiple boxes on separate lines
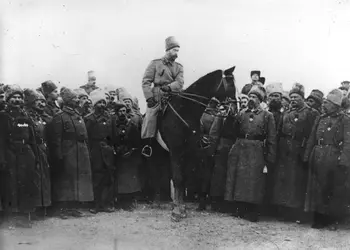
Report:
196,70,350,229
0,79,145,227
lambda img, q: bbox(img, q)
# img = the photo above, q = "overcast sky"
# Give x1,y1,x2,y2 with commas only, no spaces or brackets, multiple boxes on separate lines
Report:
1,0,350,111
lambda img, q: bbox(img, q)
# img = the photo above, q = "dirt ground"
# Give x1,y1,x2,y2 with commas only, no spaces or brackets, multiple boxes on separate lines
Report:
1,203,350,250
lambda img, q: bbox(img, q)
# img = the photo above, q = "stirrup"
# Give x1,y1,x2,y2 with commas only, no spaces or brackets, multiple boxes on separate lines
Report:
141,145,153,158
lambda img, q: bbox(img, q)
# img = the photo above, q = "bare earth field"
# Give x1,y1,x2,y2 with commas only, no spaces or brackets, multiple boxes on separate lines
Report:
1,203,350,250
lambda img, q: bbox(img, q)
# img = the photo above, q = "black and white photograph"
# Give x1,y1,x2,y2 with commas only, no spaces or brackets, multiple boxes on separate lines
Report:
1,0,350,249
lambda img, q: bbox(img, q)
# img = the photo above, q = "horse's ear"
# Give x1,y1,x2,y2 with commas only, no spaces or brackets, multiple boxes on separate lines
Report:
224,66,235,76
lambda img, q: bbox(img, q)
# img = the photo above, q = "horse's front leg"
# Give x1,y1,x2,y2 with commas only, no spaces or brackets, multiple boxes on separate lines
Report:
170,151,187,222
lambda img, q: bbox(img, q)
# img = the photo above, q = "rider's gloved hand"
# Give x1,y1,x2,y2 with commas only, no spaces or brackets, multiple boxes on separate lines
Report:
146,97,157,108
160,85,171,92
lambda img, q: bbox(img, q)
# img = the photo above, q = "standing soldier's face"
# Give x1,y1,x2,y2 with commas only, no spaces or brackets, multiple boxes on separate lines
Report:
95,100,106,110
322,99,338,114
251,74,259,81
306,98,317,109
49,89,59,100
79,96,88,107
290,93,303,108
117,107,127,117
34,99,46,111
167,47,179,61
241,98,248,109
123,99,133,109
9,94,23,107
248,94,260,109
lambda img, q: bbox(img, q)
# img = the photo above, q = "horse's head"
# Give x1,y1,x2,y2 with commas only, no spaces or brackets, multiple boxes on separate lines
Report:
214,66,237,102
185,66,237,103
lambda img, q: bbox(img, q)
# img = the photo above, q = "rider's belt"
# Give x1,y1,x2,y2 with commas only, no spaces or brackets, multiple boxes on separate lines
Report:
62,132,86,142
238,134,265,141
154,83,169,87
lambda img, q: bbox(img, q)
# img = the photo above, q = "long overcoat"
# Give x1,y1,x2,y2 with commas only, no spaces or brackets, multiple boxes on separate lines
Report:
84,111,115,206
113,117,142,194
304,112,350,216
26,108,52,207
209,113,238,198
272,103,318,208
50,106,94,202
141,56,184,139
225,107,276,204
0,106,38,212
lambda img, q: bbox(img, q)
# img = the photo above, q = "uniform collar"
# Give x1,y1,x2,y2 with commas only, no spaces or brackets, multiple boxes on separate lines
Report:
290,102,307,112
63,106,78,115
161,56,174,66
246,105,262,114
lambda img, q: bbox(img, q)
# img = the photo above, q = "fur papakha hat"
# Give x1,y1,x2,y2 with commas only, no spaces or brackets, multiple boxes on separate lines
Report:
165,36,180,51
5,84,23,102
248,85,266,102
326,89,343,107
289,83,305,98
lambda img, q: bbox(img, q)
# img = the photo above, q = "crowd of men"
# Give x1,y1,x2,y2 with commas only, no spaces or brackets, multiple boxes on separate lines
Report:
0,36,350,231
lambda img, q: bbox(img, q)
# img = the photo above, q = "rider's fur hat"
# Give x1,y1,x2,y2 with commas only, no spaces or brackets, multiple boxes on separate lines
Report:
165,36,180,51
259,77,266,85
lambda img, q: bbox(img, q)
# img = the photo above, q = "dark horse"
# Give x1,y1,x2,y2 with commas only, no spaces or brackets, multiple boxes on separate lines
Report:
159,66,237,221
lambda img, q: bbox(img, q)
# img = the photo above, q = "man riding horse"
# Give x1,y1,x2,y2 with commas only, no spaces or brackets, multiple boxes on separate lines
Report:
141,36,184,156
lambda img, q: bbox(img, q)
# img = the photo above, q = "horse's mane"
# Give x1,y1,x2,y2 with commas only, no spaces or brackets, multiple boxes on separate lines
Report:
184,70,223,93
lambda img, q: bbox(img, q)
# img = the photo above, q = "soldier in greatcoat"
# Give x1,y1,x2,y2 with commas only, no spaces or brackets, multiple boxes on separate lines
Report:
196,97,220,210
75,88,91,118
50,88,94,219
84,90,115,214
119,90,142,130
208,98,239,212
304,89,350,229
113,102,142,210
0,85,39,227
41,80,61,117
272,83,319,222
225,85,277,222
23,89,52,216
141,36,184,155
266,83,284,130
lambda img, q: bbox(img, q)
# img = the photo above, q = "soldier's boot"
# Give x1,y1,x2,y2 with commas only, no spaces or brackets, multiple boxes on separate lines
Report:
196,193,207,211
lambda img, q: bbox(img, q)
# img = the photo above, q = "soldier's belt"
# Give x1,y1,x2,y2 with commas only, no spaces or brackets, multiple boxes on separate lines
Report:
62,132,87,142
316,138,342,147
237,134,265,141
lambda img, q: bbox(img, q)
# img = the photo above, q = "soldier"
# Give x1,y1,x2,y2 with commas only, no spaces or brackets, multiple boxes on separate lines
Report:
141,36,184,155
132,97,142,117
0,85,6,111
208,98,239,212
240,94,249,110
0,85,38,227
119,90,142,130
50,88,94,219
225,85,277,222
80,71,99,94
304,89,350,229
113,102,142,210
197,97,220,210
266,83,284,130
41,80,61,117
281,91,291,112
23,89,52,216
272,83,319,223
241,70,262,95
75,88,91,117
340,80,350,91
306,89,324,114
84,90,115,214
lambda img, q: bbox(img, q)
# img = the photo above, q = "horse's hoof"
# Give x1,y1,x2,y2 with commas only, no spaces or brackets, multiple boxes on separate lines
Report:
171,213,182,222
